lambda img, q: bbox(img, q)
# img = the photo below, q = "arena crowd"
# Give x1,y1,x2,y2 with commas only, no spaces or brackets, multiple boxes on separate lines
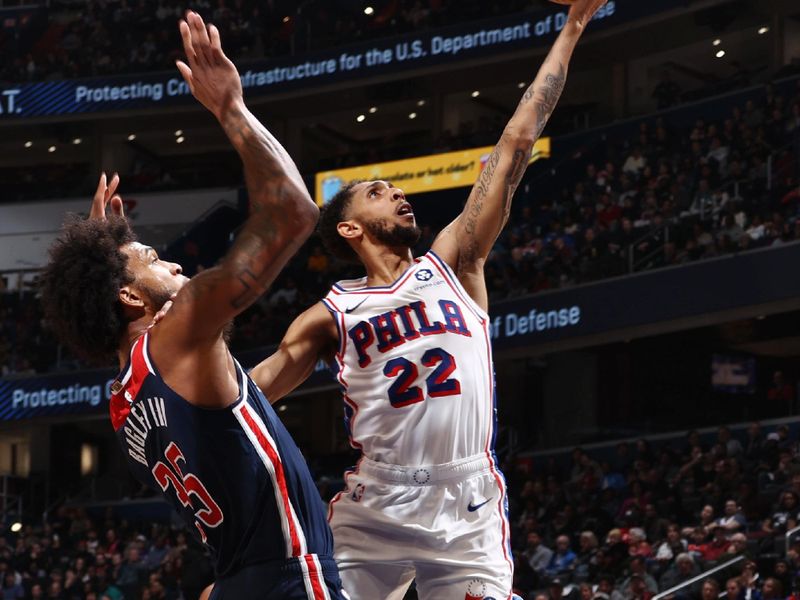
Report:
3,422,800,599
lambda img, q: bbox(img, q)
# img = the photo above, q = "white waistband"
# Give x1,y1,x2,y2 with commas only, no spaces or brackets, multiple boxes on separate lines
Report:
358,454,493,485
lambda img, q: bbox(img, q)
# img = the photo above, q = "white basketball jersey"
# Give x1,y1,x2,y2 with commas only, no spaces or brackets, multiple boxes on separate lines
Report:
321,251,496,467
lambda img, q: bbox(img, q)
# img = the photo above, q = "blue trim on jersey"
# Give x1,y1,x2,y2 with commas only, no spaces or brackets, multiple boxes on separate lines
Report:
331,257,421,292
489,385,499,453
320,299,346,361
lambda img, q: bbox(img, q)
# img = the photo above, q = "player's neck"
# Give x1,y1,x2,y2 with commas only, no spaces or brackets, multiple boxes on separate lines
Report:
361,244,414,287
116,318,153,368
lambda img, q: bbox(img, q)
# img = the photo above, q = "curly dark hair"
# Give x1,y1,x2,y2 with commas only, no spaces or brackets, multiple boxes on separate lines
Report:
318,180,363,264
39,214,137,365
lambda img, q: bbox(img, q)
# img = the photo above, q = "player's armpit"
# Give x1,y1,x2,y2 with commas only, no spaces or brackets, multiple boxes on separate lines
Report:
250,302,338,404
430,216,461,269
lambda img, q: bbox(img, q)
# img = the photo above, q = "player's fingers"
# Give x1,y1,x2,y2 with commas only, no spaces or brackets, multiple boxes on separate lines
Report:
189,11,213,64
207,25,224,65
106,172,120,202
153,300,173,324
190,11,211,45
175,61,194,92
179,20,198,65
110,195,125,218
90,172,108,219
208,24,222,52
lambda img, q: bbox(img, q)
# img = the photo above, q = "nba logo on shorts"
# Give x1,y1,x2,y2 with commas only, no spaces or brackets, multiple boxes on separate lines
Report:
350,483,365,502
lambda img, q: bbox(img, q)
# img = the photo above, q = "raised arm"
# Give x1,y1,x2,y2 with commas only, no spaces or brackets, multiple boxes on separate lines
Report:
249,302,338,403
432,0,607,309
156,12,318,347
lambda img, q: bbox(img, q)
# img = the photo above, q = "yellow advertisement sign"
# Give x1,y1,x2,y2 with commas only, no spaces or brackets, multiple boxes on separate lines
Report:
315,138,550,205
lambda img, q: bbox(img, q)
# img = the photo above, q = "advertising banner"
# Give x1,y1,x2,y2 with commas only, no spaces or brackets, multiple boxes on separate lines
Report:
314,138,551,204
5,240,796,422
0,0,682,120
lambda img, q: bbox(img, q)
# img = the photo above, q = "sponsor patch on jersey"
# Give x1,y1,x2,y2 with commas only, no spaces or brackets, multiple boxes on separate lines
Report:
415,269,434,281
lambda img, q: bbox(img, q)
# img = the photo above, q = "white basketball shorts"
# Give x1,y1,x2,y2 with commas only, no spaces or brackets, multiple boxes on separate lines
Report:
327,453,514,600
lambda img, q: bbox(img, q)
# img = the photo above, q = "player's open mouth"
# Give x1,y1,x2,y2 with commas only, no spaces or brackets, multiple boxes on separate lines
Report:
397,203,414,217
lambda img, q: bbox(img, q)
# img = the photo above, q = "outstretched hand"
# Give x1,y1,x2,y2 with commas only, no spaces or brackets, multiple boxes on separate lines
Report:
176,11,243,121
89,172,125,220
564,0,608,31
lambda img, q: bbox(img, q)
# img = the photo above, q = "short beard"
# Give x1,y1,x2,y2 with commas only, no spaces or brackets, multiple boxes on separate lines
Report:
364,218,421,249
144,284,175,314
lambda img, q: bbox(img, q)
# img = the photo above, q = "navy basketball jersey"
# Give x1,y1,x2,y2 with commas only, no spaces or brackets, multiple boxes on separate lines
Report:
110,332,333,585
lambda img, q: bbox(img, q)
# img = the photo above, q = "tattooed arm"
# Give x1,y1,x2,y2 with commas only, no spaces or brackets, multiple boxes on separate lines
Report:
149,12,317,406
431,0,606,311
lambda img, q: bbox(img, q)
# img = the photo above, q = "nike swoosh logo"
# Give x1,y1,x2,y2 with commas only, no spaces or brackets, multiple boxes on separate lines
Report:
467,497,493,512
345,298,368,313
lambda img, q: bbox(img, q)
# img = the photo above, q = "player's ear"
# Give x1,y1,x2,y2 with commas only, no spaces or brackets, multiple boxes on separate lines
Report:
119,285,146,309
337,219,362,242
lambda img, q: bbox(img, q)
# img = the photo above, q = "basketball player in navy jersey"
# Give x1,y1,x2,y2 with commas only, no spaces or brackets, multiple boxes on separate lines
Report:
40,12,346,600
239,0,607,598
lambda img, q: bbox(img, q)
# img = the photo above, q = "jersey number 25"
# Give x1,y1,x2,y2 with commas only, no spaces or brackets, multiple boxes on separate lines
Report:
152,442,224,543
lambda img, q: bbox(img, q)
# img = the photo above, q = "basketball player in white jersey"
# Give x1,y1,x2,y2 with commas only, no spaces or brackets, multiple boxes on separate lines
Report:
153,1,606,597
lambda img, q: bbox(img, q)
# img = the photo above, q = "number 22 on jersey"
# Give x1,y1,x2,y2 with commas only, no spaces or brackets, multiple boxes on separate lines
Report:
383,347,461,408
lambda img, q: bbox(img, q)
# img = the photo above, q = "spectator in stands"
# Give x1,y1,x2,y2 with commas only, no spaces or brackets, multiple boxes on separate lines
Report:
2,572,24,600
700,578,720,600
659,553,700,593
616,556,658,597
115,547,147,599
767,371,795,414
718,427,744,458
643,503,670,544
716,499,747,532
726,578,744,600
761,578,784,600
627,528,652,558
573,531,600,583
687,526,710,561
738,561,760,600
545,535,577,580
703,524,731,563
548,578,567,600
763,491,800,535
744,422,765,464
724,533,749,559
268,276,299,308
682,505,716,537
620,575,653,600
523,531,553,582
623,148,647,176
655,523,689,565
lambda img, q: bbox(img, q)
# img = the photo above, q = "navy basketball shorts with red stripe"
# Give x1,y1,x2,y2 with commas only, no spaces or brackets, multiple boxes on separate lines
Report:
210,554,349,600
